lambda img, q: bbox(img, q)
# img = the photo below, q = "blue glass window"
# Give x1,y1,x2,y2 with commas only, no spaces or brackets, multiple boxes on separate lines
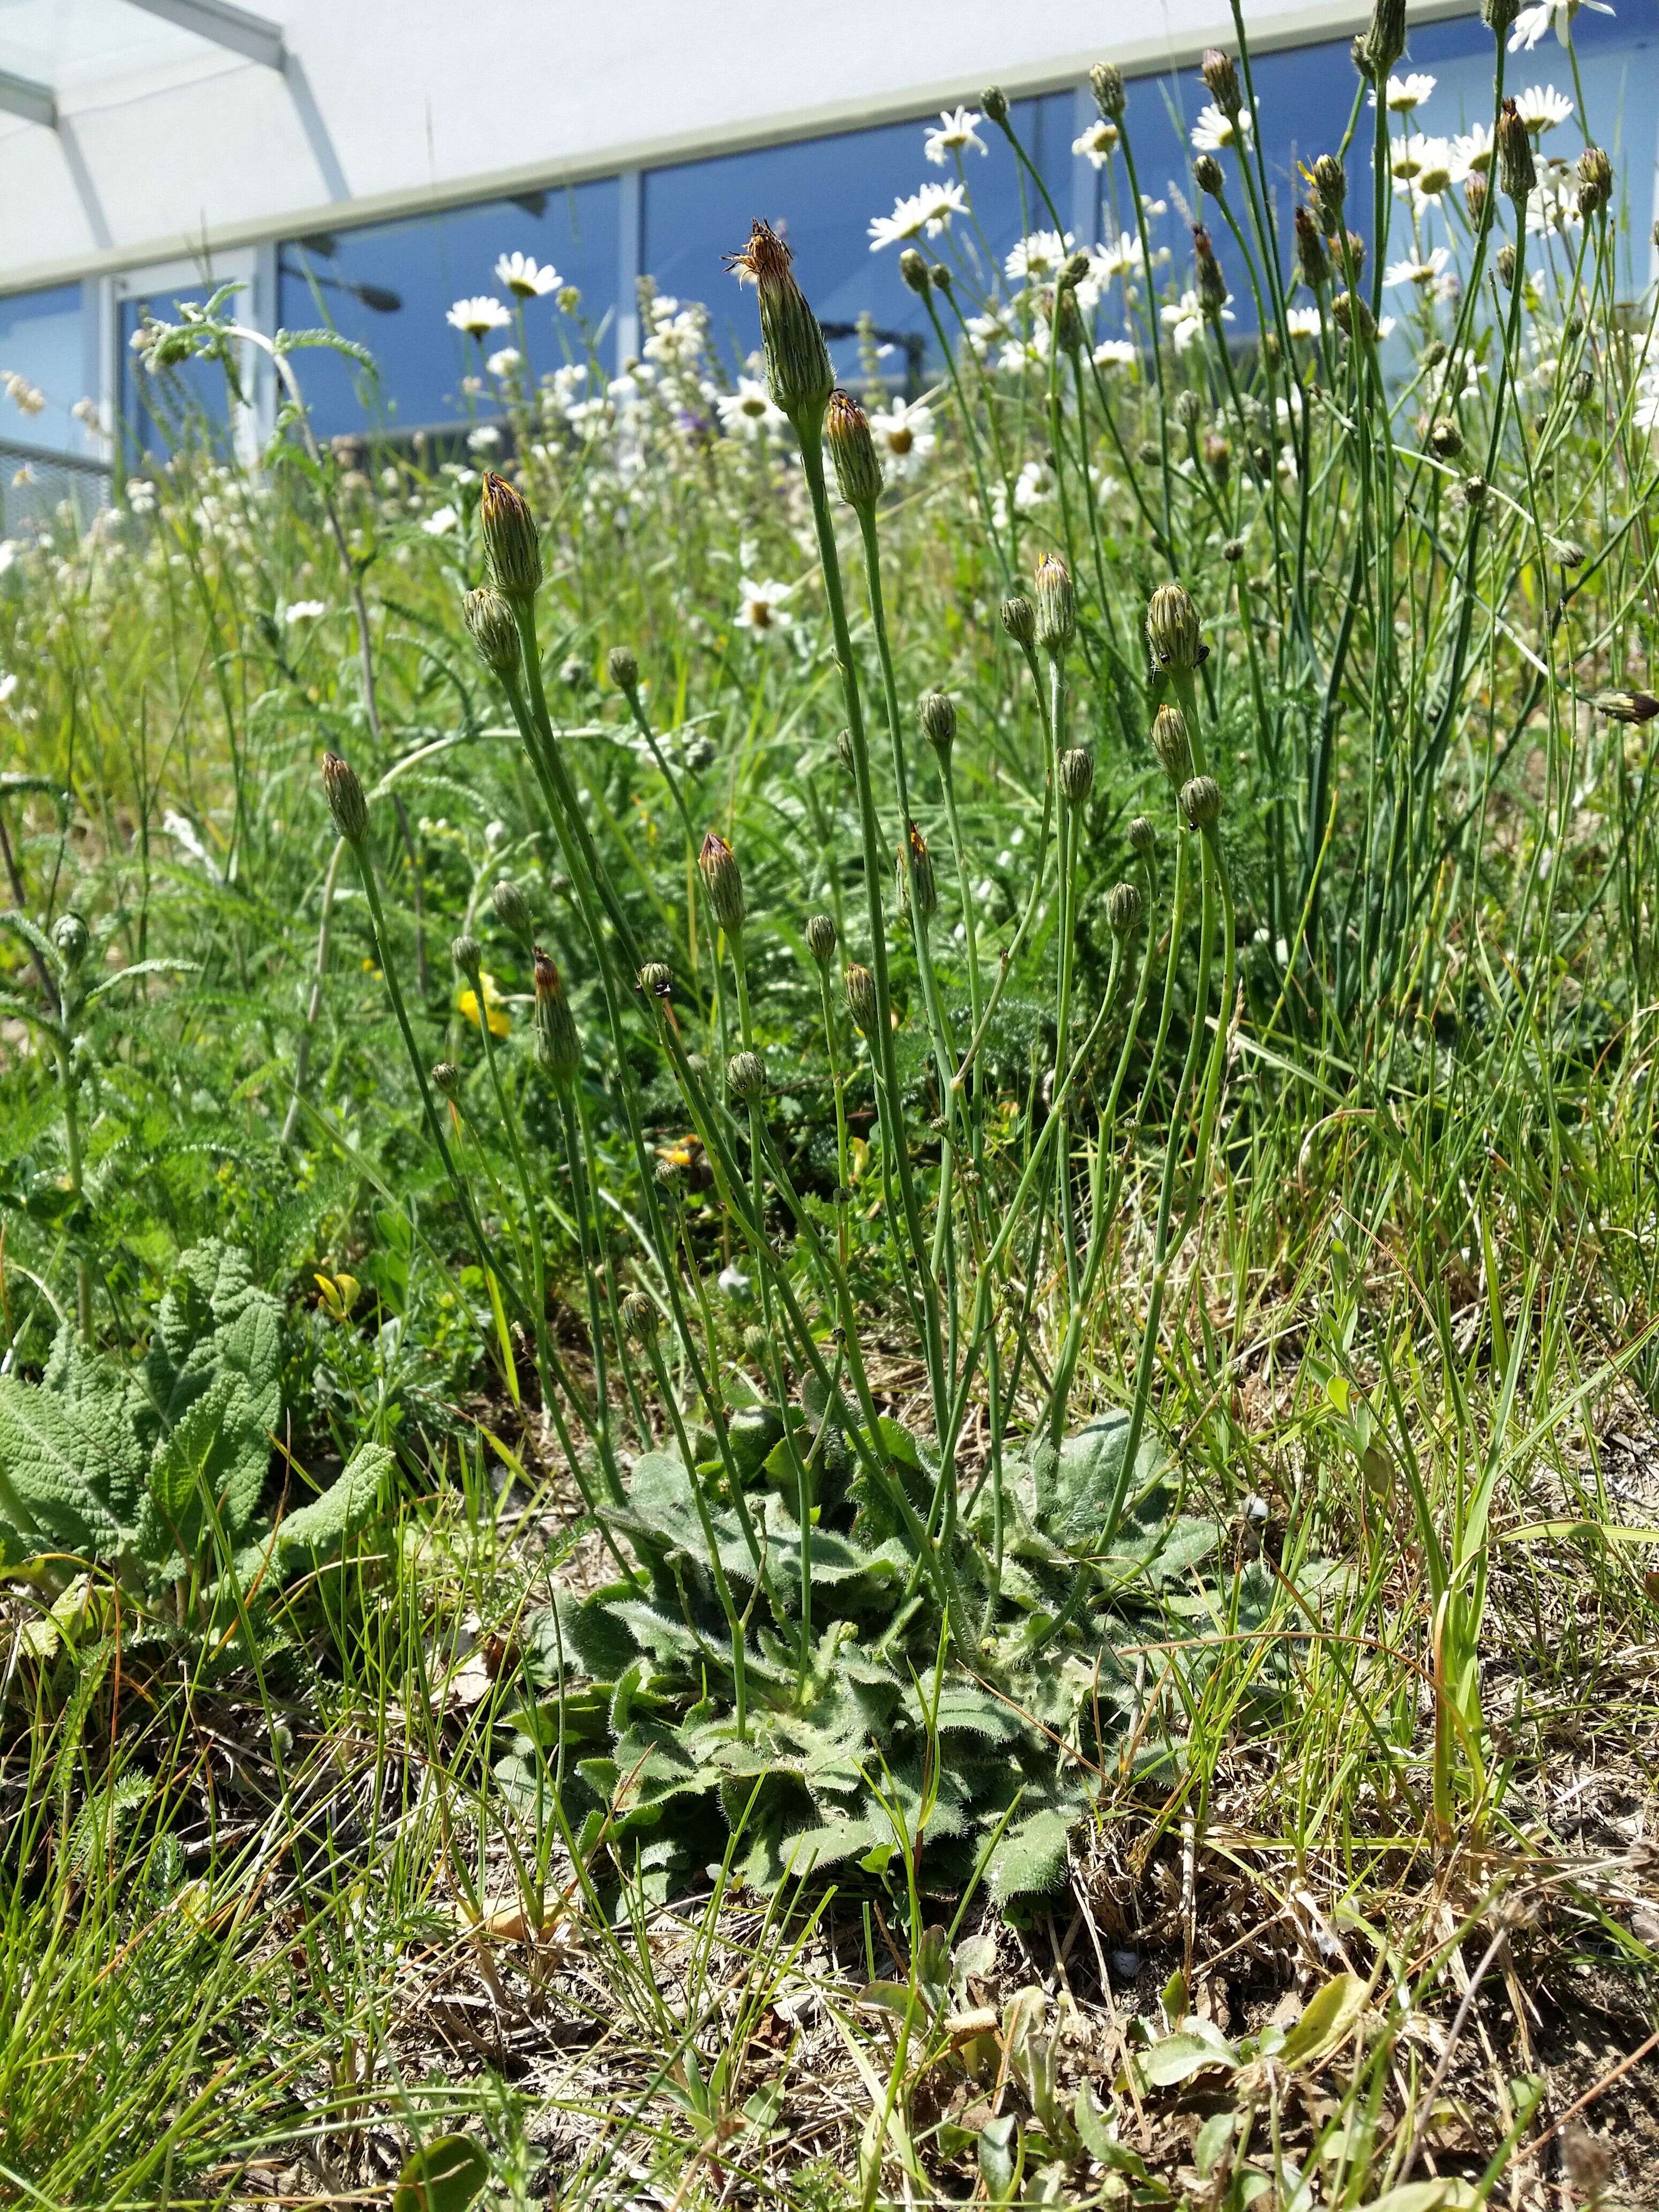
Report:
0,283,85,457
278,180,621,442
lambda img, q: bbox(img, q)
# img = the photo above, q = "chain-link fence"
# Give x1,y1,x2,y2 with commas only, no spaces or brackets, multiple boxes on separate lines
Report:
0,442,111,536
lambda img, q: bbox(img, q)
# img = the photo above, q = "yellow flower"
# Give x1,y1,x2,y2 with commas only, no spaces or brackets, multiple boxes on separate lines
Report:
315,1272,360,1320
459,971,511,1037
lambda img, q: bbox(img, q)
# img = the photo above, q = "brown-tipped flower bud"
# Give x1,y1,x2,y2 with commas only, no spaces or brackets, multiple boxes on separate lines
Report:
826,387,885,509
1034,552,1075,656
1576,144,1612,217
621,1290,659,1344
533,948,580,1087
1494,242,1517,291
464,584,521,678
1463,474,1489,507
451,932,482,982
1151,704,1193,783
918,689,956,757
1059,748,1094,805
1107,880,1142,936
1481,0,1520,29
1194,152,1224,197
899,248,931,296
1090,62,1126,120
1180,774,1223,829
805,911,838,966
1193,225,1229,320
698,829,745,935
1428,416,1464,458
1351,31,1373,79
982,86,1009,125
492,877,534,944
1593,689,1659,724
1051,287,1087,356
321,752,369,847
1000,594,1036,649
638,960,674,996
1200,48,1241,115
607,644,639,692
727,1049,767,1102
1204,433,1232,484
1294,206,1330,290
1146,582,1205,675
1464,172,1489,227
479,472,542,602
727,220,834,429
1331,288,1376,341
1360,0,1406,79
898,822,938,925
1344,229,1367,277
1128,813,1156,856
1497,98,1535,204
844,962,879,1034
1311,154,1346,231
431,1060,460,1100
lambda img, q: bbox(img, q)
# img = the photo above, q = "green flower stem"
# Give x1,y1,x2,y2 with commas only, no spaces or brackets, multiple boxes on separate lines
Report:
555,1086,628,1506
917,285,1015,588
1116,118,1179,571
815,957,853,1270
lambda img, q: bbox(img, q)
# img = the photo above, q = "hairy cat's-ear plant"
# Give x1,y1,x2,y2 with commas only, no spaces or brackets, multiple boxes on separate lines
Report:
491,877,534,950
478,472,543,606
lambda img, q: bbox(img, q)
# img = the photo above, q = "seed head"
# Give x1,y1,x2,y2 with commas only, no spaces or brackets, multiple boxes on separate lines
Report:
1146,582,1205,675
918,689,956,757
620,1291,659,1344
1359,0,1406,80
1180,774,1223,830
844,962,879,1035
726,220,834,429
451,933,482,982
805,911,838,966
53,911,89,969
1497,98,1535,204
1577,144,1612,218
898,823,938,925
464,584,521,679
321,752,369,847
699,829,746,935
1034,552,1075,656
1128,813,1156,856
1193,226,1229,320
1593,689,1659,723
638,960,675,996
1000,594,1037,649
1090,62,1126,120
479,472,543,603
607,644,640,692
431,1060,460,1100
727,1049,767,1101
899,248,930,296
826,388,885,510
533,948,581,1087
1151,704,1193,782
1200,48,1241,115
1194,152,1224,197
1059,747,1094,805
982,86,1008,125
1294,206,1330,290
1310,154,1346,231
491,877,534,944
1107,881,1142,936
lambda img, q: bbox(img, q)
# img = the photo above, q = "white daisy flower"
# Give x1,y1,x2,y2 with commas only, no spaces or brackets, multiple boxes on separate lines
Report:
1450,123,1494,180
642,309,705,368
1399,138,1456,202
868,395,935,476
1089,232,1147,284
1161,290,1234,350
1528,160,1585,232
924,106,986,163
1509,1,1613,53
1005,228,1074,283
447,296,511,338
1072,119,1120,167
468,425,502,451
422,504,459,535
1286,305,1322,338
962,311,1008,360
734,576,795,637
868,181,968,251
495,252,559,299
1092,338,1139,368
715,378,784,437
1514,82,1573,132
1385,246,1452,287
1191,102,1252,153
285,600,327,623
1370,71,1437,111
485,347,521,377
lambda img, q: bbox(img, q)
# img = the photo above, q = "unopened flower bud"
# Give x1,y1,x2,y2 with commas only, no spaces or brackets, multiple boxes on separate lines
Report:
464,584,521,678
844,963,879,1034
1576,144,1611,217
1193,225,1229,319
1205,434,1232,484
621,1291,659,1344
1107,881,1142,935
1567,365,1594,407
1200,48,1240,115
728,220,834,429
930,262,953,295
1090,62,1126,120
479,472,543,602
741,1323,771,1363
1550,536,1587,569
1360,0,1405,79
918,690,956,757
1000,594,1036,648
1173,388,1202,433
321,752,369,847
1222,536,1244,562
1351,32,1373,80
1194,152,1224,197
1593,689,1659,723
899,248,930,296
1463,474,1488,507
638,960,674,996
1059,748,1094,804
1481,0,1520,28
1311,154,1346,231
533,948,580,1087
431,1060,460,1100
982,87,1009,125
607,644,639,692
1034,552,1075,656
1151,704,1193,782
898,823,937,924
1180,774,1223,829
835,727,856,774
1331,288,1376,341
53,911,89,969
805,912,838,965
1344,230,1367,278
727,1049,767,1101
1464,173,1489,227
699,829,745,935
451,933,482,982
1428,416,1463,458
1146,582,1204,675
492,878,534,945
1128,814,1156,856
1295,206,1330,290
1497,98,1535,204
827,388,885,509
1494,243,1517,290
1051,287,1087,356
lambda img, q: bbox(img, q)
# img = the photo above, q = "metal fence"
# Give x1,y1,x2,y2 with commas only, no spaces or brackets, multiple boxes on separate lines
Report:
0,440,110,536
